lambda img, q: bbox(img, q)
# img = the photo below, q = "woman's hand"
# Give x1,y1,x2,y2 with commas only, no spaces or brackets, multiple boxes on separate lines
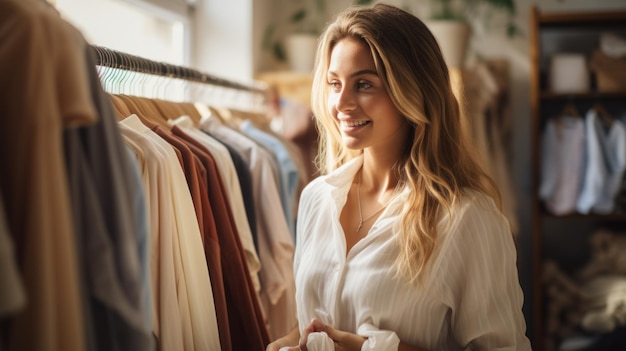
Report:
299,319,366,351
266,326,301,351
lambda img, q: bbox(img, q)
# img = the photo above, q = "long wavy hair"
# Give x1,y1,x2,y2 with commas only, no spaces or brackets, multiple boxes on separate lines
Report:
311,3,501,284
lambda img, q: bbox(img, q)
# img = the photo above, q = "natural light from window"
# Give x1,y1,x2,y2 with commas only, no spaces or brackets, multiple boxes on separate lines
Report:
54,0,187,66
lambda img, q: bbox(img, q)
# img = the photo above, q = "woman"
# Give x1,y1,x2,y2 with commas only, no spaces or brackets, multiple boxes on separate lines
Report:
267,4,531,351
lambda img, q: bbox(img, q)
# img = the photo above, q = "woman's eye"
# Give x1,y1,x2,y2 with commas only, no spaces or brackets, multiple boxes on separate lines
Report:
357,81,372,89
328,81,341,91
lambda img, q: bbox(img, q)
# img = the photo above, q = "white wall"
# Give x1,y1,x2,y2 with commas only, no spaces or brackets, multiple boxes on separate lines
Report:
191,0,255,84
55,0,187,65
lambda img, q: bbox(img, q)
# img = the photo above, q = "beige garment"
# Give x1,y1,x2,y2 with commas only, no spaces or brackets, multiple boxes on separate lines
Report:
0,1,96,350
122,115,220,351
461,62,519,235
119,119,185,351
169,116,262,294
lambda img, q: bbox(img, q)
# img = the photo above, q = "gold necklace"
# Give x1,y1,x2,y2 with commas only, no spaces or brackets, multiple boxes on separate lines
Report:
355,171,392,233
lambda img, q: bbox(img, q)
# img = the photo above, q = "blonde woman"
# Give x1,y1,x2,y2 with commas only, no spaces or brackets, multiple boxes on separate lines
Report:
267,4,531,351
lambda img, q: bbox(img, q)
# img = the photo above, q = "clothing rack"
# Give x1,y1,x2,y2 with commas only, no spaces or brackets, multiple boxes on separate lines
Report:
91,45,267,95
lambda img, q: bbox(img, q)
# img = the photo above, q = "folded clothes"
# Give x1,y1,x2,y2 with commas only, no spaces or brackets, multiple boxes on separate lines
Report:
600,32,626,58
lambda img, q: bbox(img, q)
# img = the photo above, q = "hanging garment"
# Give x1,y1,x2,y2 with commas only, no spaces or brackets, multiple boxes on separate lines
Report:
0,1,93,349
577,108,626,214
119,115,221,351
0,193,26,321
171,125,270,350
539,115,586,215
200,112,297,340
241,119,300,242
170,116,262,295
119,118,186,351
66,41,153,351
461,62,519,233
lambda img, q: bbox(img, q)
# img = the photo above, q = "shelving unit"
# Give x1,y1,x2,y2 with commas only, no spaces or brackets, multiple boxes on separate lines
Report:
530,6,626,351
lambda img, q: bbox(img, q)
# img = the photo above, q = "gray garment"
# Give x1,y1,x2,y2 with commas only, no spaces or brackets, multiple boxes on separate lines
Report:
62,34,152,351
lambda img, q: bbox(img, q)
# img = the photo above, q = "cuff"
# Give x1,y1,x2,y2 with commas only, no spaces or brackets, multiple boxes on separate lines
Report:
306,331,335,351
357,323,401,351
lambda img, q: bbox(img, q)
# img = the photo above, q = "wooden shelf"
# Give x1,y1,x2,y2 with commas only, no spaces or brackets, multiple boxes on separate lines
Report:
540,92,626,99
530,6,626,351
255,71,313,106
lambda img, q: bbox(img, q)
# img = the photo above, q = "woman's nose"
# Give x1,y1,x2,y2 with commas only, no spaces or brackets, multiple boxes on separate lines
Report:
335,88,356,112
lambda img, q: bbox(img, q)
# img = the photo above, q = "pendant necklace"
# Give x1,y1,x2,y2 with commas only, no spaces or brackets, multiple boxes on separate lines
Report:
355,171,393,233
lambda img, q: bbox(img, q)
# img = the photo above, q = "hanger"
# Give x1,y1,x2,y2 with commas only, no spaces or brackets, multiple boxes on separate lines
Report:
149,98,184,122
560,102,581,119
593,102,614,127
115,94,166,129
110,94,133,120
231,107,272,130
178,102,202,126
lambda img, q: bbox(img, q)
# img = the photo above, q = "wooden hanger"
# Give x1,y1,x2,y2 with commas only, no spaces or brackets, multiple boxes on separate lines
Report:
593,102,614,127
232,107,272,130
560,102,581,118
150,99,185,121
133,96,173,129
204,104,229,125
178,102,202,126
109,94,132,120
115,94,163,129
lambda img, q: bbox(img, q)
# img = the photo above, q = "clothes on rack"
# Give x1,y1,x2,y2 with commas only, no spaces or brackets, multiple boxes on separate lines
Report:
96,45,306,349
539,110,586,215
0,0,142,350
194,105,299,341
540,105,626,215
0,0,303,350
459,61,519,235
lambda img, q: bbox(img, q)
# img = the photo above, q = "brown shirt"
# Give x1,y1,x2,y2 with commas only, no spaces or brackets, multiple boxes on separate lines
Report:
0,1,93,350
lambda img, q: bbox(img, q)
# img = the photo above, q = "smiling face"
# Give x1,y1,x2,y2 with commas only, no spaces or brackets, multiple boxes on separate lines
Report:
326,37,409,153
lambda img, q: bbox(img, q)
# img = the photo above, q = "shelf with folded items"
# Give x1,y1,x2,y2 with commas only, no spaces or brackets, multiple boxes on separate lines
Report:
530,6,626,351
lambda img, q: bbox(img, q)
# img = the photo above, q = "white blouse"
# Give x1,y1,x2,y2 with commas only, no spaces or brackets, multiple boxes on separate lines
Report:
294,156,532,351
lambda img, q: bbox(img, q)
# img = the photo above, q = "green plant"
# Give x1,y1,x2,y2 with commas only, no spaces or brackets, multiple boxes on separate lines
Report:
422,0,520,37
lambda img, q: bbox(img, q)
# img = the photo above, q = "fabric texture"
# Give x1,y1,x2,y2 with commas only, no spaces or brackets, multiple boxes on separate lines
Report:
0,1,94,349
0,194,25,319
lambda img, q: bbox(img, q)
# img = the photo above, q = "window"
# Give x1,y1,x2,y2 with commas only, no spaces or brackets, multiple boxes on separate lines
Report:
54,0,190,66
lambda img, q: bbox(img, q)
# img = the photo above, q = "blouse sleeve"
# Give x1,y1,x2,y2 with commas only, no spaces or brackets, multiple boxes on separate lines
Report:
434,193,532,351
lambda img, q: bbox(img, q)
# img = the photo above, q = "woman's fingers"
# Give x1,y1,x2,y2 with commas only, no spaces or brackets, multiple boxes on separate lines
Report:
299,318,327,351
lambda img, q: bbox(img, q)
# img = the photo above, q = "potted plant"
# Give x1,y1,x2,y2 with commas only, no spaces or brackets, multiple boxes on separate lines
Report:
411,0,519,68
262,0,374,72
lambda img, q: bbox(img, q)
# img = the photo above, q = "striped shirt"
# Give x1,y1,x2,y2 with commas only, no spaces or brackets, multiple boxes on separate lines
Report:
294,156,532,350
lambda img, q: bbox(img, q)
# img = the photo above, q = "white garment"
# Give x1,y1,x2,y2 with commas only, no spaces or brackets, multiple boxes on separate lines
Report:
576,109,626,214
539,116,586,215
120,115,221,351
119,120,185,351
295,156,531,351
